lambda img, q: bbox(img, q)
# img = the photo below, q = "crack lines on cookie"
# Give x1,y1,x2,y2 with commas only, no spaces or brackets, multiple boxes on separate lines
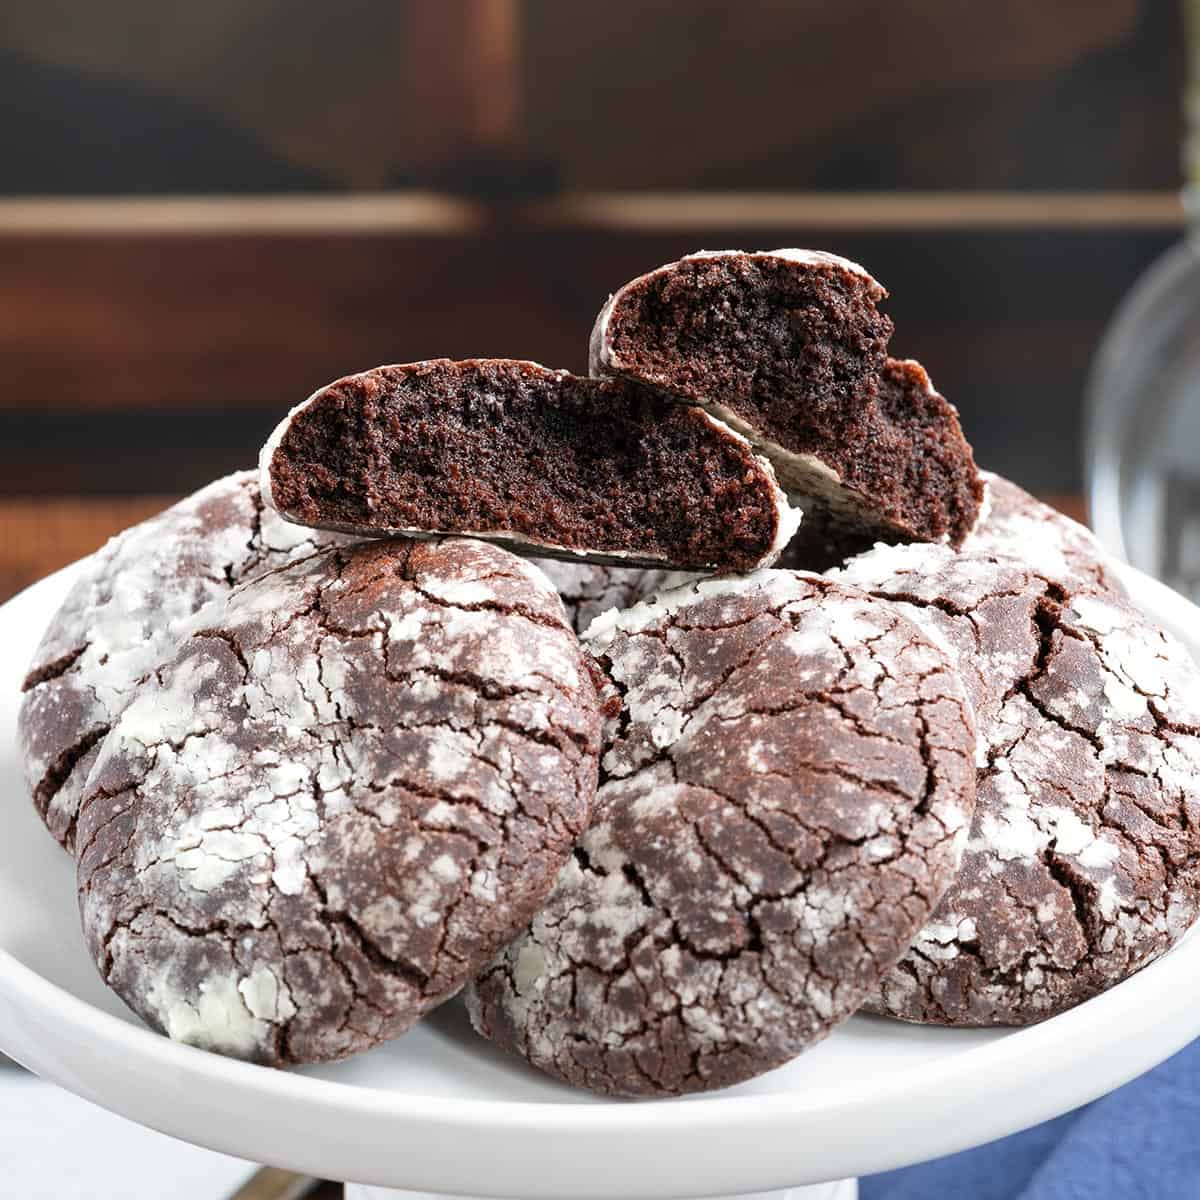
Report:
190,627,253,683
33,724,108,829
511,581,976,1085
21,640,90,692
409,580,570,637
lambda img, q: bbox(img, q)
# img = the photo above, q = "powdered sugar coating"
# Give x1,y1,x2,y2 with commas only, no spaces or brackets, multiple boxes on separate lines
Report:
18,472,348,852
832,532,1200,1023
531,561,674,635
75,538,601,1065
965,472,1124,594
687,248,875,275
466,571,976,1096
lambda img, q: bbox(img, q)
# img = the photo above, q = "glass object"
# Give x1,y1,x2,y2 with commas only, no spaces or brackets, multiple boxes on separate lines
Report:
1086,1,1200,602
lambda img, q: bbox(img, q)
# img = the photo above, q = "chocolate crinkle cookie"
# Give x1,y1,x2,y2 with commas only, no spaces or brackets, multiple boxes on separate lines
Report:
260,358,799,573
18,471,346,853
75,537,602,1066
832,535,1200,1025
466,571,977,1096
590,250,983,552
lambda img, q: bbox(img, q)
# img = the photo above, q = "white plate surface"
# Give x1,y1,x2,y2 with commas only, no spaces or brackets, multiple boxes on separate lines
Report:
1,560,1198,1198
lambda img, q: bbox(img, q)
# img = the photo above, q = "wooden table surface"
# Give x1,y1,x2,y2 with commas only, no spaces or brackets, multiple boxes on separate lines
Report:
0,493,1091,606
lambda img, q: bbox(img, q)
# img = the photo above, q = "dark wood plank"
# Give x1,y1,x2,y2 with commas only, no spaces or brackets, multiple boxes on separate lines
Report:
402,0,521,164
523,0,1179,191
0,496,173,603
0,218,1175,496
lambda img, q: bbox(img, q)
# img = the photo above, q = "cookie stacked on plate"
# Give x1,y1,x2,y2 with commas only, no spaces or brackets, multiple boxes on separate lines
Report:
18,249,1200,1097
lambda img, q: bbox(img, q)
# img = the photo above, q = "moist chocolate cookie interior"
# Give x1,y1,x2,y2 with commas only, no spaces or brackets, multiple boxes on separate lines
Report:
603,256,981,548
865,359,983,541
268,359,786,571
778,360,985,568
603,253,893,450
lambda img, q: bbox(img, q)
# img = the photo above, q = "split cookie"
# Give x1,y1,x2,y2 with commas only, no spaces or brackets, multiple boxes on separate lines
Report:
260,358,798,573
590,250,982,553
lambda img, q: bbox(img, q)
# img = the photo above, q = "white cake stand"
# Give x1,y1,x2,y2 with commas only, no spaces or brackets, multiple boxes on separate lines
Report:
2,562,1199,1200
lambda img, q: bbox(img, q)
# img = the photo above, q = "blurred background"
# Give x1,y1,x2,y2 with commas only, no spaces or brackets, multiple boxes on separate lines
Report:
0,0,1189,600
1,6,1197,1196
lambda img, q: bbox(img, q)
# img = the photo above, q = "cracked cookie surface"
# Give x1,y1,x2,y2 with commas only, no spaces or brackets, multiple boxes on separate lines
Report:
832,536,1200,1024
466,570,976,1096
18,471,347,853
75,537,602,1066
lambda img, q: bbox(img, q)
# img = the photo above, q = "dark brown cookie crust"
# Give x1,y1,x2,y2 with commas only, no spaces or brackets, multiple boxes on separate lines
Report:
18,472,345,853
832,535,1200,1024
76,538,602,1066
466,571,977,1097
590,250,982,550
260,358,796,573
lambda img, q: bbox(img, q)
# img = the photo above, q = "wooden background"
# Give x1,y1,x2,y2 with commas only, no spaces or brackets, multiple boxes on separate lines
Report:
0,0,1187,600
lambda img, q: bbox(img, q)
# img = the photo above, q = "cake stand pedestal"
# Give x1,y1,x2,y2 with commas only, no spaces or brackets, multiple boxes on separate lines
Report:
345,1186,857,1200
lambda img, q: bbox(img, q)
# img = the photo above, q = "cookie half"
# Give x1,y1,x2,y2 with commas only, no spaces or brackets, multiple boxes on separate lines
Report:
18,471,345,853
466,571,976,1096
832,536,1200,1024
75,538,602,1065
260,358,798,573
590,249,982,550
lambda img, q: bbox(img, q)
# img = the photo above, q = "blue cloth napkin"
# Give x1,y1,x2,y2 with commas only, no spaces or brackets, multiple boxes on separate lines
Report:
861,1037,1200,1200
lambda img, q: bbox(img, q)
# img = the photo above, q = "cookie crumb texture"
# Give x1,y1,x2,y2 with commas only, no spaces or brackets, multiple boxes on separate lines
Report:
467,571,976,1096
75,538,602,1066
834,535,1200,1024
591,251,981,548
263,358,791,572
18,472,344,853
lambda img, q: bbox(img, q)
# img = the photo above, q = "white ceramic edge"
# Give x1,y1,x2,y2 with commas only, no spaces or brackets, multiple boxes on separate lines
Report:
1,562,1199,1198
